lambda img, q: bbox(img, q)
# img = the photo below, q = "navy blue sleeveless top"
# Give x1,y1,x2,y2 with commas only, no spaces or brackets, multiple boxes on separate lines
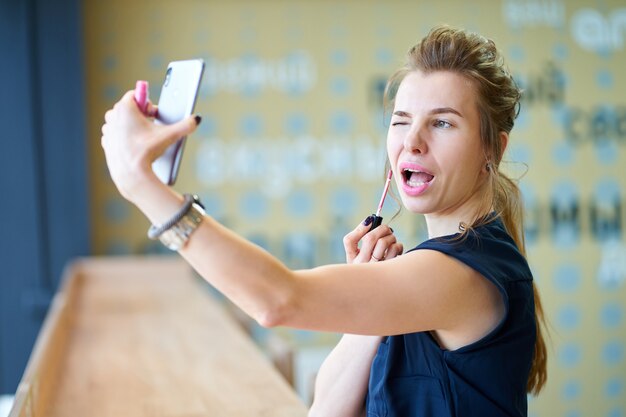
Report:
366,217,536,417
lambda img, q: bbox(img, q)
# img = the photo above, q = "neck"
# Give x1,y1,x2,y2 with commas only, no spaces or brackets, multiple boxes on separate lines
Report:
424,187,493,239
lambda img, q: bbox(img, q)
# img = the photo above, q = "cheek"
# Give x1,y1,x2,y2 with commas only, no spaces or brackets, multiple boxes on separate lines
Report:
386,132,402,160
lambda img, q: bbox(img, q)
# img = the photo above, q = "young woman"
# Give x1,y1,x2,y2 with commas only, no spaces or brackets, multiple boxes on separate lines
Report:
101,25,547,417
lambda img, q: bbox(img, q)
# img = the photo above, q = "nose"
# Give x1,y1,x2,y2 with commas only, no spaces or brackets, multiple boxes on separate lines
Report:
403,125,427,154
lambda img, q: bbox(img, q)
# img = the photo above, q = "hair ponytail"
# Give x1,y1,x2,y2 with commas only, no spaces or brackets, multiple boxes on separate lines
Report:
493,170,548,395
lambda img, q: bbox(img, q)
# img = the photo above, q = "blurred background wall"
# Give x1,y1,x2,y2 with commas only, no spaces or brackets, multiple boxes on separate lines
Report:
1,0,625,416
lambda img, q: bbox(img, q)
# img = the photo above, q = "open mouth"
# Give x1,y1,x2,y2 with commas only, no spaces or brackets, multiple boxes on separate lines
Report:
402,167,434,187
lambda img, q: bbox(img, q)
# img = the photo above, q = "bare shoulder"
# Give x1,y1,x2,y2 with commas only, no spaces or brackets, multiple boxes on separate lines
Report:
388,249,505,345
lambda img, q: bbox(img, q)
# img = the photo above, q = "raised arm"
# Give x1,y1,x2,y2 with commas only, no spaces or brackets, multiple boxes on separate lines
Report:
101,91,504,339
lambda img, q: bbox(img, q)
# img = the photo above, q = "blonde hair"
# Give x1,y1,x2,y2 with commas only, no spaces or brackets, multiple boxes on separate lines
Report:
384,25,547,395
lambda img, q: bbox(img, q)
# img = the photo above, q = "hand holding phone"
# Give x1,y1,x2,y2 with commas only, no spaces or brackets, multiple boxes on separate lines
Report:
134,59,205,185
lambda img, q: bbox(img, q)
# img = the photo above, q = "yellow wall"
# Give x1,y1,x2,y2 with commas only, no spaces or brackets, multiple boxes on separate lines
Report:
84,0,626,415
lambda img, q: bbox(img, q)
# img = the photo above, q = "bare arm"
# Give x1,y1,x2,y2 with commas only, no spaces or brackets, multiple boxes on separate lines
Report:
101,92,504,338
309,221,402,417
309,334,380,417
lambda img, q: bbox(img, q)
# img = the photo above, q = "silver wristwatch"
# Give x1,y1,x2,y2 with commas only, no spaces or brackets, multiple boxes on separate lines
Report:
158,202,205,251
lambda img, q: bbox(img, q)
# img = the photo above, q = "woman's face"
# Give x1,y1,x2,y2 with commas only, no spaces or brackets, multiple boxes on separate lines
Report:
387,70,488,217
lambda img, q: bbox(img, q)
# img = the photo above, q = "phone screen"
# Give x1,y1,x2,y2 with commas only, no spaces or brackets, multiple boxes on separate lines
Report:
152,59,205,185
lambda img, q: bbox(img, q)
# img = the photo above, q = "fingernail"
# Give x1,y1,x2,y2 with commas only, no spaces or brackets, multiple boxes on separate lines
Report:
194,114,202,125
363,215,374,226
390,228,394,233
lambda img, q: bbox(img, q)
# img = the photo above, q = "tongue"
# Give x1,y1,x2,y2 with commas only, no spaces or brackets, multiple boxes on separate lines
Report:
409,172,434,183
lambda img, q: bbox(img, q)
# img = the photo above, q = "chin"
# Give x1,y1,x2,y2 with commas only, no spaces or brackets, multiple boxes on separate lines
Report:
399,196,433,215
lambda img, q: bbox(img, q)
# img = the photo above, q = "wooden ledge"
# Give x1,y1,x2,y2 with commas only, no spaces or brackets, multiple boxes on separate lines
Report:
10,256,307,417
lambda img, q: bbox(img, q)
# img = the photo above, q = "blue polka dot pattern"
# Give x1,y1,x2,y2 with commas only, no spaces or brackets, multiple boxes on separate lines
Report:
198,193,224,219
149,54,164,70
551,181,580,247
375,47,393,65
594,140,618,164
603,341,624,366
514,106,530,129
552,141,574,166
240,113,264,136
596,69,614,89
551,103,570,129
553,264,581,293
331,187,358,216
197,115,217,136
329,111,354,134
240,191,268,219
330,76,351,96
558,305,581,330
553,43,569,60
103,85,120,101
508,143,532,164
103,55,117,71
286,190,314,217
509,45,525,62
562,379,581,400
285,112,309,136
104,199,129,223
559,343,582,368
605,377,624,398
601,303,623,328
330,49,349,66
594,179,621,201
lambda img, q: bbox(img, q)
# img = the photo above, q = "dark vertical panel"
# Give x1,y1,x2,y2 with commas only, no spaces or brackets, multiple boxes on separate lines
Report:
0,0,47,393
0,0,90,393
36,0,90,290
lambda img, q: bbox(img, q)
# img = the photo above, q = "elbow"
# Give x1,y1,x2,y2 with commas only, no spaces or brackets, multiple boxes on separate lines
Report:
255,307,284,328
254,294,296,329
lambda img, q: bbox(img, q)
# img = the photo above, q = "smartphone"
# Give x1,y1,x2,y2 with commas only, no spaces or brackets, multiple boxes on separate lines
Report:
152,59,205,185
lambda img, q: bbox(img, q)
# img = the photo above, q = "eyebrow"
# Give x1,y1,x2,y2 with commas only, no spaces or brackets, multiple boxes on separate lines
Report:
393,107,464,118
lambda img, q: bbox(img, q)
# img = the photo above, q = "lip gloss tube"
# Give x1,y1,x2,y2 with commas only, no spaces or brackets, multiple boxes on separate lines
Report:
369,169,393,231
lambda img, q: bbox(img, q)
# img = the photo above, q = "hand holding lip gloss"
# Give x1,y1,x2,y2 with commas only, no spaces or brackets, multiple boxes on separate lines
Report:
369,169,393,231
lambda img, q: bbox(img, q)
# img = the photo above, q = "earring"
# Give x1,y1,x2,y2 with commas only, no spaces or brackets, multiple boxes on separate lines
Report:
485,162,492,172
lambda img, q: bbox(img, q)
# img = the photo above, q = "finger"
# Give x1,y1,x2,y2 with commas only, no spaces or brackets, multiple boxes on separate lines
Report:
370,233,398,262
354,229,383,263
343,216,376,262
145,101,159,118
104,109,114,123
352,223,394,263
122,89,136,102
384,243,404,260
343,231,360,263
160,114,201,145
113,90,135,111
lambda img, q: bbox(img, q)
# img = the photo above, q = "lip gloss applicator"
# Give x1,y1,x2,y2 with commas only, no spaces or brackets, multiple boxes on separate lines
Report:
370,169,393,230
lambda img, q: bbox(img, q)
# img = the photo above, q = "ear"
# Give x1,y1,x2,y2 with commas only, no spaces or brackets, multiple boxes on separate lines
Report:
498,131,509,163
